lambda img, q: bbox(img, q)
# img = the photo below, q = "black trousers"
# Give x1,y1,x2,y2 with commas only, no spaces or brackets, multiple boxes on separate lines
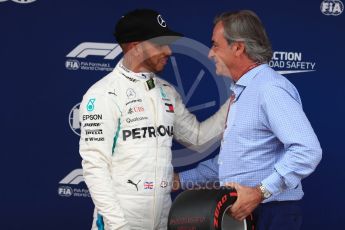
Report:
253,200,303,230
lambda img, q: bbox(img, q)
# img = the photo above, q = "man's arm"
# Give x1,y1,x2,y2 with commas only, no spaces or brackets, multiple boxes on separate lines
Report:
228,82,322,221
172,88,230,151
178,156,220,189
79,91,130,230
259,83,322,195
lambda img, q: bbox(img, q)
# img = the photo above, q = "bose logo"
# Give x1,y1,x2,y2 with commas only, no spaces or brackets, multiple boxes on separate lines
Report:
59,169,84,185
66,42,122,60
0,0,37,3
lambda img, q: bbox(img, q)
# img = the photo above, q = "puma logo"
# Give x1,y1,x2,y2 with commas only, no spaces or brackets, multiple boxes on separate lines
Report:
127,179,141,191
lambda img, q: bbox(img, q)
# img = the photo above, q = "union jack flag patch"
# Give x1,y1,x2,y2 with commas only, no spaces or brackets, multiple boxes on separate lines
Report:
144,181,154,189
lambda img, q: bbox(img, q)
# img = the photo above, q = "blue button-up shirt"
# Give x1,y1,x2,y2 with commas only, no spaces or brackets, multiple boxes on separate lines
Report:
180,64,322,202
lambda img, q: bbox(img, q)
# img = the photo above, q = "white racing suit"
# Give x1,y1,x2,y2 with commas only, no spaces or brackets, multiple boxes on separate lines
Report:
79,60,230,230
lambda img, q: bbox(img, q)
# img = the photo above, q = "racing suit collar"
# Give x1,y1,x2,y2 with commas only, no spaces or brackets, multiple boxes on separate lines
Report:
117,59,156,82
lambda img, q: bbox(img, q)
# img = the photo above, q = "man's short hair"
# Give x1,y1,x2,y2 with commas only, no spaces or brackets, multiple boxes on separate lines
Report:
214,10,273,63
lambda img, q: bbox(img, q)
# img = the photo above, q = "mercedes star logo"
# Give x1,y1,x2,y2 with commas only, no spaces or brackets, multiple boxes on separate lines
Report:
157,14,167,27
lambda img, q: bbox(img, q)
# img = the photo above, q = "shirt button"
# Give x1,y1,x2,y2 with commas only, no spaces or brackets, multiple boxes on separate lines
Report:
218,161,223,165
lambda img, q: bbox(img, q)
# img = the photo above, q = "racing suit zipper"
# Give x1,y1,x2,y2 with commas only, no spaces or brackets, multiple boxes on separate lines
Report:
150,94,159,229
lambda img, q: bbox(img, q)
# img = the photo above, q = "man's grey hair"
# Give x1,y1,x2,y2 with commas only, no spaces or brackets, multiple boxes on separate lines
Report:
214,10,273,63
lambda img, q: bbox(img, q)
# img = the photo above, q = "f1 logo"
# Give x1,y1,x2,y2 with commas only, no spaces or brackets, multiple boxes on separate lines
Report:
59,169,84,185
66,42,122,60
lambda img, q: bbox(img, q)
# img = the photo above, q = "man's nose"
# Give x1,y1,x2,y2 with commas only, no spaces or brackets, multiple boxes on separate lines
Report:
208,48,214,59
162,45,172,56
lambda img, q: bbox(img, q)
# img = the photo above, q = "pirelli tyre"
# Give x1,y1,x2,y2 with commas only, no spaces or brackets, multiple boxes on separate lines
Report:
168,187,254,230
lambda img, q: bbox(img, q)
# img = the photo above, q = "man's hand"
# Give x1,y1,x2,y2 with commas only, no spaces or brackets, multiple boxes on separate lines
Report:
226,182,262,221
172,172,181,191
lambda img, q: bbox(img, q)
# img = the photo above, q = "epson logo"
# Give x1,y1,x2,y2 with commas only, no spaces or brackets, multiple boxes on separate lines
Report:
0,0,37,4
69,103,102,137
83,114,103,121
321,0,344,16
58,186,73,197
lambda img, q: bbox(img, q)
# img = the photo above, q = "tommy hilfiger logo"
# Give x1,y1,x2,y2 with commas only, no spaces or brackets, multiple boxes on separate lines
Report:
165,103,174,113
127,179,141,191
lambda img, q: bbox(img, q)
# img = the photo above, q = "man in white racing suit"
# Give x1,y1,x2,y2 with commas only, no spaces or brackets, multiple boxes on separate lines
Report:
79,9,230,230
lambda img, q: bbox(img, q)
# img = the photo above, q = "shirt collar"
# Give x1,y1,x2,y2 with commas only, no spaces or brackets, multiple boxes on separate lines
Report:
235,64,267,87
229,81,244,101
229,64,267,101
116,59,155,82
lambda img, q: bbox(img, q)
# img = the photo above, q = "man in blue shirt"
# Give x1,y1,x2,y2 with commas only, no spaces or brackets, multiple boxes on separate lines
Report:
176,10,322,230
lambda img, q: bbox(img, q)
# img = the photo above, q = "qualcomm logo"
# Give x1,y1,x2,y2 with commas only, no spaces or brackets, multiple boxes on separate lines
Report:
321,0,344,16
269,51,317,75
65,42,122,71
58,169,90,198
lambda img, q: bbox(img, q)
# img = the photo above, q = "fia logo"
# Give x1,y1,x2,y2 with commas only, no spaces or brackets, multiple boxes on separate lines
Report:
65,59,80,70
58,186,73,197
321,0,344,16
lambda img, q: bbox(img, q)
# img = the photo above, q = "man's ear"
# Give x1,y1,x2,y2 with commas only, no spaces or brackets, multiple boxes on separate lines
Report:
232,42,245,57
127,42,141,56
